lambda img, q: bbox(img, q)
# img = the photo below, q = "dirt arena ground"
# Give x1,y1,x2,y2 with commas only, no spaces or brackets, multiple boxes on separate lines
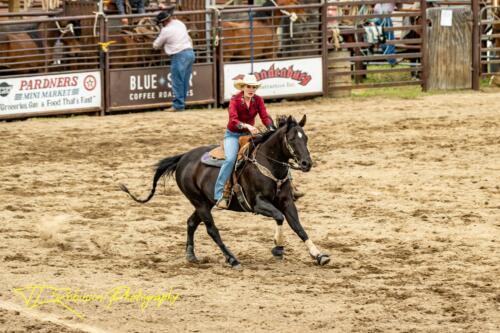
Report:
0,91,499,333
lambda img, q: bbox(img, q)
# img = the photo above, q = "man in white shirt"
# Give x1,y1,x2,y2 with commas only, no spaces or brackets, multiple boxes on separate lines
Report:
153,9,195,112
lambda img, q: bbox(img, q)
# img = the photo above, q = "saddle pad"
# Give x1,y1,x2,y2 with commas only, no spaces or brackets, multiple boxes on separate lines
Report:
209,144,225,160
201,152,224,167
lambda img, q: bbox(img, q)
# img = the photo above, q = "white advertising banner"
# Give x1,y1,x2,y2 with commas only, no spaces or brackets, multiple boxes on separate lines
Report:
0,71,102,116
223,57,323,101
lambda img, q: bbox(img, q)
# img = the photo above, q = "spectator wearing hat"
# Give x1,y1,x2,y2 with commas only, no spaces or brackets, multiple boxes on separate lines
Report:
213,74,275,209
153,8,195,112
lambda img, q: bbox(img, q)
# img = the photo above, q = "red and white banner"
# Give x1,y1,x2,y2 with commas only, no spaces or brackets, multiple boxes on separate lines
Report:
223,57,323,101
0,71,101,116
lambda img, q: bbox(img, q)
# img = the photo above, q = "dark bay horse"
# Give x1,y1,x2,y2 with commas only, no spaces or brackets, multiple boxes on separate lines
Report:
120,115,330,269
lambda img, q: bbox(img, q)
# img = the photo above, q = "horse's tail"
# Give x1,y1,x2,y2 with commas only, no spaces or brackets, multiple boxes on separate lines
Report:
119,153,185,204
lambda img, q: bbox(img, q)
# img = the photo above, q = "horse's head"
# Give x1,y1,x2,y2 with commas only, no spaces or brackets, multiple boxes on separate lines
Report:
278,115,312,172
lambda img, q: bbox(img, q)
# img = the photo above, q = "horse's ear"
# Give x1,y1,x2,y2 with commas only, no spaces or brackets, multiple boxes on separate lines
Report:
298,115,306,127
286,115,294,130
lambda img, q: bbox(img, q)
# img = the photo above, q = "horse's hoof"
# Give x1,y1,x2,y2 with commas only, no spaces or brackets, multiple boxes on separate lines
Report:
316,254,330,266
271,246,284,260
186,245,198,263
186,254,199,263
232,263,243,270
227,257,241,269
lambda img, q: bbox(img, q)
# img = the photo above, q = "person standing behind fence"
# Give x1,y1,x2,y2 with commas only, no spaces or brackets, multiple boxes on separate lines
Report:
153,8,195,112
373,1,400,65
115,0,145,25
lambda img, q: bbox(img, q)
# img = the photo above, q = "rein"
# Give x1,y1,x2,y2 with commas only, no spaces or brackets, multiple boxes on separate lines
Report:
243,130,301,193
250,146,289,191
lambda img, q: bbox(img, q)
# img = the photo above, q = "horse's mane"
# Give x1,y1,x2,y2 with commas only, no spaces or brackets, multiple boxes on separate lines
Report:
250,115,298,147
276,114,298,128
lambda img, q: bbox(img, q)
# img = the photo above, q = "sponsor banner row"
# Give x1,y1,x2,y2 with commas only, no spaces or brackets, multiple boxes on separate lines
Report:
0,71,101,116
0,58,323,116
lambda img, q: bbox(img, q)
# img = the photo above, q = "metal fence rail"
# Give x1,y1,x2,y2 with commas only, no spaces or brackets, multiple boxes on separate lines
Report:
478,5,500,84
217,3,323,62
216,3,326,103
0,14,101,76
105,9,216,112
326,0,427,90
2,0,498,120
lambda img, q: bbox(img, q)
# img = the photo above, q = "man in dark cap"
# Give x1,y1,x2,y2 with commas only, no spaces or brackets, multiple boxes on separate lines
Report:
153,8,195,112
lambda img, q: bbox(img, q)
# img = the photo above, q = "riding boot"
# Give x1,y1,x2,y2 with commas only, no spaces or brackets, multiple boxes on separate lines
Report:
223,180,232,201
214,180,232,209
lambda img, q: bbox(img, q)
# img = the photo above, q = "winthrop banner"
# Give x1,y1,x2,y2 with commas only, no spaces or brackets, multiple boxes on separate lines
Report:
223,57,323,101
0,71,101,116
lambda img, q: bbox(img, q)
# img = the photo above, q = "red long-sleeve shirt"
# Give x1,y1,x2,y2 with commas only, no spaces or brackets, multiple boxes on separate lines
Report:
227,92,273,133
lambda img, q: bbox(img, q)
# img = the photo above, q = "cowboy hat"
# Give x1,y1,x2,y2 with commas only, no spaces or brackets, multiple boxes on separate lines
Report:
233,74,261,90
155,8,174,24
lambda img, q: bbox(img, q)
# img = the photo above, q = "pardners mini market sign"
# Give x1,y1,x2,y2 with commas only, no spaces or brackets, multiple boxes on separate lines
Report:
0,71,102,116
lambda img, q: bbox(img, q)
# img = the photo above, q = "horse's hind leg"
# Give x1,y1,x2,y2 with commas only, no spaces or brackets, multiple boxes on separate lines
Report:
197,206,241,269
186,211,202,263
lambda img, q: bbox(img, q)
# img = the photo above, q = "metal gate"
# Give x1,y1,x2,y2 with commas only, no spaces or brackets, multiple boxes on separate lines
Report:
104,9,216,112
476,1,500,87
216,3,326,103
326,0,427,91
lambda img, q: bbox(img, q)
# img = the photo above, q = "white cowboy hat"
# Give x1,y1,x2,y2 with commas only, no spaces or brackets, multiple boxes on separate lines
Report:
233,74,261,90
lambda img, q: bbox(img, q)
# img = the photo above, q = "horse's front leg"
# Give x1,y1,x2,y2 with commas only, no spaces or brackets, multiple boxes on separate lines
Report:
253,195,285,259
280,198,330,266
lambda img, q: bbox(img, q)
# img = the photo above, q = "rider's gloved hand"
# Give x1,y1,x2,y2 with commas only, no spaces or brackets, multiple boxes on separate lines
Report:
267,124,277,131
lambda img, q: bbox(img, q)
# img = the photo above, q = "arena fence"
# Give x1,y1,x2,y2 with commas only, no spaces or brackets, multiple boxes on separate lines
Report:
104,9,216,112
476,2,500,87
216,3,326,103
1,1,498,120
326,0,427,92
0,12,103,119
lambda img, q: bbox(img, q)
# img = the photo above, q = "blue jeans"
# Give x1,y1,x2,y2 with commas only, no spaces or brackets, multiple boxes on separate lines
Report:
214,129,246,201
375,17,396,65
115,0,145,14
171,48,195,110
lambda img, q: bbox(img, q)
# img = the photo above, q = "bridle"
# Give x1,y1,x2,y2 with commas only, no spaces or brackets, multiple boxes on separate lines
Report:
283,131,302,170
241,127,305,192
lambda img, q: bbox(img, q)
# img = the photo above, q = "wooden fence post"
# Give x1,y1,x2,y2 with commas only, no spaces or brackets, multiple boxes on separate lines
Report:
472,0,480,90
425,7,473,90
